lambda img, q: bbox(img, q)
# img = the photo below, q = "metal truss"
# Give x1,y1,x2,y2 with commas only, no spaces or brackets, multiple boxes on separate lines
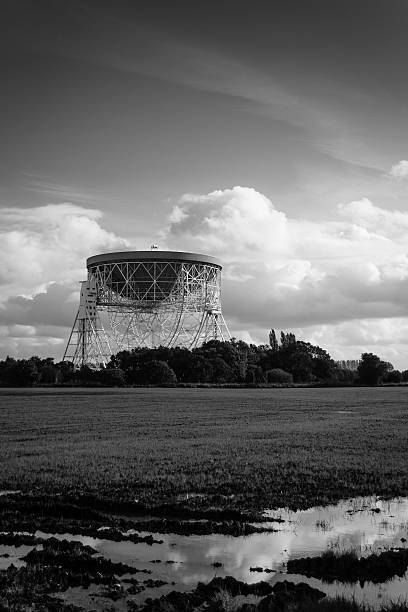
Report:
63,280,112,368
64,257,231,367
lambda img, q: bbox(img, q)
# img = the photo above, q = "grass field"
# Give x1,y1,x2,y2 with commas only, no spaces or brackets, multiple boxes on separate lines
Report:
1,387,407,511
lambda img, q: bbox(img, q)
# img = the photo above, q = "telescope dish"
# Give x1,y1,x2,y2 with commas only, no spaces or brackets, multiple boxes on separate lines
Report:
64,250,230,367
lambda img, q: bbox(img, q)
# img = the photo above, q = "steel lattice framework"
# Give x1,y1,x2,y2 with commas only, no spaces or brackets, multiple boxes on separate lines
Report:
64,250,230,367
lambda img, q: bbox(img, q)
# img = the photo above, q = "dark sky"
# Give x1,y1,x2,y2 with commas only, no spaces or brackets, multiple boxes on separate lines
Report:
2,0,408,231
1,0,408,365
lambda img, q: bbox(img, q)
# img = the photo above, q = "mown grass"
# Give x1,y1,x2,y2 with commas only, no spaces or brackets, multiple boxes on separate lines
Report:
0,387,407,511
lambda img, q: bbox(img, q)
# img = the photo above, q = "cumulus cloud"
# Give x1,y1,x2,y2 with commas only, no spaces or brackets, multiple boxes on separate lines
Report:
0,203,128,298
2,192,408,368
163,186,408,368
0,203,128,359
388,160,408,180
0,284,77,328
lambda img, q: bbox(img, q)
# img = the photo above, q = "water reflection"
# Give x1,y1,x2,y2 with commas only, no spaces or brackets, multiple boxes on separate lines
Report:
0,544,31,569
4,495,408,608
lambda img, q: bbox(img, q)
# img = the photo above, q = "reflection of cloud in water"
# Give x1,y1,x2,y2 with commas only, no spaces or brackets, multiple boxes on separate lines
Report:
0,544,32,569
205,531,292,575
180,571,218,586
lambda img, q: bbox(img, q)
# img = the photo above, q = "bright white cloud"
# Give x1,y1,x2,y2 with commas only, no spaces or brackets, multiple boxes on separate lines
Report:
338,197,408,238
388,160,408,180
0,203,128,298
0,203,128,359
163,186,408,368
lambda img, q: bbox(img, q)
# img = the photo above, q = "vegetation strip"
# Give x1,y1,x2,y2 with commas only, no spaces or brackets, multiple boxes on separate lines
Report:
262,599,408,612
2,337,406,386
0,494,278,537
287,549,408,584
134,576,325,611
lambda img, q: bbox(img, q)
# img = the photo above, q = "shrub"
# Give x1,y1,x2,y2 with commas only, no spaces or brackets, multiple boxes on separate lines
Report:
267,368,293,384
99,368,126,386
137,360,177,385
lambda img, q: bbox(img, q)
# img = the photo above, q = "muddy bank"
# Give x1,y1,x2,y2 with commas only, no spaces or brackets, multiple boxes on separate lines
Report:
0,538,142,611
0,493,280,537
0,530,162,548
131,576,326,611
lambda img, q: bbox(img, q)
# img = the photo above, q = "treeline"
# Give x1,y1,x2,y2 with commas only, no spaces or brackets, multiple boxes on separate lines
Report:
0,331,407,387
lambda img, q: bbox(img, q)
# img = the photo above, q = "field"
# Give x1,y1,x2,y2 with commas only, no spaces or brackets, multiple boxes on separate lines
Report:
1,386,407,512
1,387,408,611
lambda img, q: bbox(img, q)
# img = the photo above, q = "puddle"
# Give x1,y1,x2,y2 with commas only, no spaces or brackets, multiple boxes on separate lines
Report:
13,496,403,608
2,496,408,607
263,496,408,557
0,544,32,569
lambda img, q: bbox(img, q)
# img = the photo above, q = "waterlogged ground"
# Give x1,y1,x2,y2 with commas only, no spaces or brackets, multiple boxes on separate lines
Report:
2,496,408,609
1,387,408,610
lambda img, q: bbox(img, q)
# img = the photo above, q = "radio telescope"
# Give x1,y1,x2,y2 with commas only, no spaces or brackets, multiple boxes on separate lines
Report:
63,250,230,367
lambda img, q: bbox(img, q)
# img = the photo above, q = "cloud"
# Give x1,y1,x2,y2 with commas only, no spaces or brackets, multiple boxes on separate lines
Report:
0,325,65,360
292,319,408,370
0,203,128,359
0,203,128,298
21,175,98,203
2,191,408,368
0,284,77,328
163,186,408,368
388,160,408,180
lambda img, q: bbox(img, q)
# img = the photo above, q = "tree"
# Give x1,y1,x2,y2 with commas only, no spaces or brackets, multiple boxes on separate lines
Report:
275,339,337,383
312,356,335,381
384,369,402,384
335,367,358,385
167,347,195,382
246,364,265,384
39,364,57,384
275,341,313,382
55,360,75,383
195,340,241,382
269,329,279,352
2,358,38,386
77,364,96,384
182,355,214,383
137,360,177,385
99,368,126,386
209,357,235,383
280,332,296,348
357,353,391,385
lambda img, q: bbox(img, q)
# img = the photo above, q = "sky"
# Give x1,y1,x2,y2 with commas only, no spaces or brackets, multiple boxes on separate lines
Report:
1,0,408,368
